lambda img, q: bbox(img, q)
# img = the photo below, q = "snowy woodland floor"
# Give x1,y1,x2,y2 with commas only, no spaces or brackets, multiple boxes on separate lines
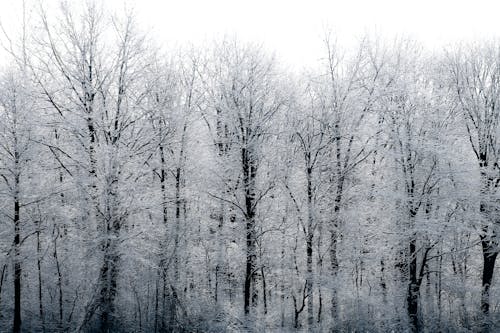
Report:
2,1,500,332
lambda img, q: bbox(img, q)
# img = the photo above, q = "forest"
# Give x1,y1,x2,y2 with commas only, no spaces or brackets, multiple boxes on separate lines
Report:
1,1,500,332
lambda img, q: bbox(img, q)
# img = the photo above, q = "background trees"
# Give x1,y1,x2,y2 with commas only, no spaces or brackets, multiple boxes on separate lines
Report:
447,43,500,325
1,1,500,332
200,39,287,326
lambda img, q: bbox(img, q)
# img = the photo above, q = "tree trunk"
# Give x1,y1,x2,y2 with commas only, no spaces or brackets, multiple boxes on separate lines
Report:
0,263,6,320
437,247,443,330
37,218,46,332
306,167,314,329
99,159,121,332
330,229,338,326
244,217,257,315
159,142,168,228
407,238,420,333
243,146,258,316
99,242,119,332
13,193,21,333
53,226,64,329
330,192,342,327
154,275,159,333
480,239,498,316
479,173,499,323
261,266,267,315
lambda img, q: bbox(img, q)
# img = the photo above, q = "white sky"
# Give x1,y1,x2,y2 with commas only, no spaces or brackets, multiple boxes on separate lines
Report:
1,0,500,68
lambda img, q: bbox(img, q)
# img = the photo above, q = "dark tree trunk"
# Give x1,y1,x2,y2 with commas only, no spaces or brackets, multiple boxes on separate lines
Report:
0,263,6,320
159,143,168,227
407,238,419,333
330,194,342,325
99,244,119,332
330,229,338,324
306,167,314,329
479,174,499,321
13,194,21,333
36,219,45,332
293,282,307,329
98,174,121,332
53,227,64,328
244,217,257,315
330,153,343,326
480,239,498,315
261,266,267,315
243,145,257,315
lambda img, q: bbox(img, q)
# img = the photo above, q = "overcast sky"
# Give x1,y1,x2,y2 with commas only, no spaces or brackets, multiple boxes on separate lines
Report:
1,0,500,68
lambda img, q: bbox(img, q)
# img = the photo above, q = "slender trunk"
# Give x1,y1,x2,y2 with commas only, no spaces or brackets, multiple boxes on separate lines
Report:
154,275,159,333
13,174,21,333
244,217,257,315
173,121,187,326
317,217,323,325
157,126,169,333
280,221,286,328
171,165,181,324
331,131,343,325
215,264,219,304
158,131,169,327
215,107,228,306
174,168,182,257
293,283,307,329
317,286,322,324
37,220,45,332
261,266,267,315
84,50,99,232
159,143,168,227
162,273,167,330
480,239,498,316
330,191,341,326
215,200,225,305
329,229,338,325
0,263,6,320
437,246,443,330
306,167,314,329
407,237,419,333
53,226,64,328
243,146,257,316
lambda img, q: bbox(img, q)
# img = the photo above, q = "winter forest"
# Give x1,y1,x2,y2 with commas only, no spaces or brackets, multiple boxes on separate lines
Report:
2,1,500,332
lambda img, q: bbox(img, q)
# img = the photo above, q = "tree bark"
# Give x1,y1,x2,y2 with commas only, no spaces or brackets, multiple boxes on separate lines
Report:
306,167,314,329
480,239,498,316
479,173,499,321
407,237,419,333
330,229,339,326
53,226,64,329
243,145,258,316
13,194,21,333
36,218,46,332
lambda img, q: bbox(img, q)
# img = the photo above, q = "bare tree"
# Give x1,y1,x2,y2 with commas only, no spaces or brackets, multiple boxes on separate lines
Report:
320,34,383,325
201,39,286,321
447,42,500,324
